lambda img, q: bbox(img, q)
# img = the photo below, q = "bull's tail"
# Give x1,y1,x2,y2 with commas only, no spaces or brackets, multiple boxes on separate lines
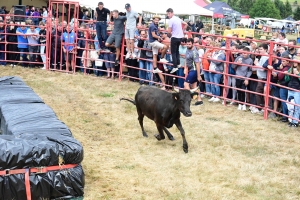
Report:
120,98,136,105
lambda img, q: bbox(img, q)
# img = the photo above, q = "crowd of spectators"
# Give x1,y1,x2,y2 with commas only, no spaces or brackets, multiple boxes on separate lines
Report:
0,2,299,126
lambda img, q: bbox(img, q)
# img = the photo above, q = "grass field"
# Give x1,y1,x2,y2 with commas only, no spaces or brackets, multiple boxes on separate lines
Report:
1,67,300,199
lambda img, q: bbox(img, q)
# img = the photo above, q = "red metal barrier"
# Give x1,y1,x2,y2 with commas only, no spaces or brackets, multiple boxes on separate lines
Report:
0,10,300,124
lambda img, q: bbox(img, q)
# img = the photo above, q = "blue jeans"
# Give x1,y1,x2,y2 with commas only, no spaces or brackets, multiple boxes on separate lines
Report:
19,48,28,66
210,72,222,97
139,59,153,85
146,59,153,86
288,90,300,124
32,18,39,26
96,22,108,49
0,44,6,65
139,60,147,82
203,71,211,94
279,88,288,118
177,67,185,88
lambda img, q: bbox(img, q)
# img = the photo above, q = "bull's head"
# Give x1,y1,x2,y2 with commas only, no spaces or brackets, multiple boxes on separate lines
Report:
172,87,199,117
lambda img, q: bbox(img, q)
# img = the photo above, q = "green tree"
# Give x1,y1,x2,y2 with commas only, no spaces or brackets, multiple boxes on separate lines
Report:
238,0,254,15
284,0,293,18
249,0,281,19
294,6,300,20
274,0,286,18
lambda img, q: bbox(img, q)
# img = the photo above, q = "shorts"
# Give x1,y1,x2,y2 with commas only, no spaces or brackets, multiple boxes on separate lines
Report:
64,52,74,62
106,33,123,48
185,70,197,84
149,41,164,55
125,28,135,39
264,83,280,98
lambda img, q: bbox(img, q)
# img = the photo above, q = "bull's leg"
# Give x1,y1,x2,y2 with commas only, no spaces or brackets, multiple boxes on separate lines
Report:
163,127,175,141
137,107,148,137
175,120,188,153
154,123,165,141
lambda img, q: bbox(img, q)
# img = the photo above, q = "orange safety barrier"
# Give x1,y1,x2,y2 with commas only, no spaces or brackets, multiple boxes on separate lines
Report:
0,4,300,124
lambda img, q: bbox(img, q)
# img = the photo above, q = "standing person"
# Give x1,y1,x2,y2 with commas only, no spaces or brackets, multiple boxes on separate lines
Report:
232,47,253,110
62,25,76,71
42,7,47,23
39,21,46,69
26,23,39,68
178,38,187,88
31,8,40,26
7,20,19,66
51,23,62,69
166,8,187,74
124,3,142,59
252,44,269,114
105,10,127,67
184,38,203,106
284,57,300,127
95,2,111,50
0,20,6,66
16,22,29,67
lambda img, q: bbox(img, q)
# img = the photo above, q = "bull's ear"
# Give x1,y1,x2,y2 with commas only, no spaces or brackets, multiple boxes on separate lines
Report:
172,93,179,101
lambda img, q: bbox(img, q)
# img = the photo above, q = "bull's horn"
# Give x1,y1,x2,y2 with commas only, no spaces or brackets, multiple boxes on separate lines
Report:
190,87,199,93
173,87,179,93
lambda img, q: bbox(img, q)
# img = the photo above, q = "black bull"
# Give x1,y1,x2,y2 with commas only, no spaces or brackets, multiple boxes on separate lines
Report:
120,86,198,153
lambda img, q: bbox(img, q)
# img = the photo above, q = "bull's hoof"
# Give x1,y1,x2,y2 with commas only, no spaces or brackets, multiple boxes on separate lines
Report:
183,144,188,153
142,132,148,137
168,136,175,141
183,148,188,153
154,134,165,141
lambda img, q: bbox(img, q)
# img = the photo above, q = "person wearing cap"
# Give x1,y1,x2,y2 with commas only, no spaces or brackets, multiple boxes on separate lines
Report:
284,56,300,127
250,41,257,52
166,8,188,74
124,3,142,59
105,10,127,66
95,2,111,50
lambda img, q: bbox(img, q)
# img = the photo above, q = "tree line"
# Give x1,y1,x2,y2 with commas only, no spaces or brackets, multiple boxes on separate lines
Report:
211,0,300,20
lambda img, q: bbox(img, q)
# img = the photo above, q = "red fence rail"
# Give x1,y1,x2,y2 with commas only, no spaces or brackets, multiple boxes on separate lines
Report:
0,8,299,125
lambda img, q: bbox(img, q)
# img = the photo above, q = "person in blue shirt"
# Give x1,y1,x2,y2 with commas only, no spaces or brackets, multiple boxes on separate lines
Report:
16,22,29,67
0,20,6,66
62,25,76,71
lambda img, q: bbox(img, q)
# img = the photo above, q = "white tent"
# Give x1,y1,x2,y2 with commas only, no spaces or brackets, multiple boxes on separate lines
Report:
75,0,213,16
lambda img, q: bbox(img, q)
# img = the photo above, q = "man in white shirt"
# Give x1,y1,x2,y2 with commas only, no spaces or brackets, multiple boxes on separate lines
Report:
166,8,187,74
124,3,142,59
42,7,47,23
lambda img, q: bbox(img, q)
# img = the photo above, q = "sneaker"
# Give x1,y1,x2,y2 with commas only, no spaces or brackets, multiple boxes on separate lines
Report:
132,53,137,59
258,109,264,115
160,58,168,63
10,64,13,67
170,68,178,74
125,52,131,59
103,48,111,53
213,97,220,103
114,60,120,67
237,104,242,110
268,112,277,119
242,104,247,111
281,117,288,123
200,94,205,98
289,123,299,127
153,68,162,73
251,107,260,114
249,106,253,111
195,101,203,106
208,97,215,102
41,67,46,70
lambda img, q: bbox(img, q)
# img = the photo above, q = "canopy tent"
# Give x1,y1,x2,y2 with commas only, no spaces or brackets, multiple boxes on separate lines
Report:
193,0,210,7
284,16,295,21
75,0,213,16
204,0,249,19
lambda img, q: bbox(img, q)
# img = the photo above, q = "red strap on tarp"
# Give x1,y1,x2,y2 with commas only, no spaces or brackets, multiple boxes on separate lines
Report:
0,164,78,200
